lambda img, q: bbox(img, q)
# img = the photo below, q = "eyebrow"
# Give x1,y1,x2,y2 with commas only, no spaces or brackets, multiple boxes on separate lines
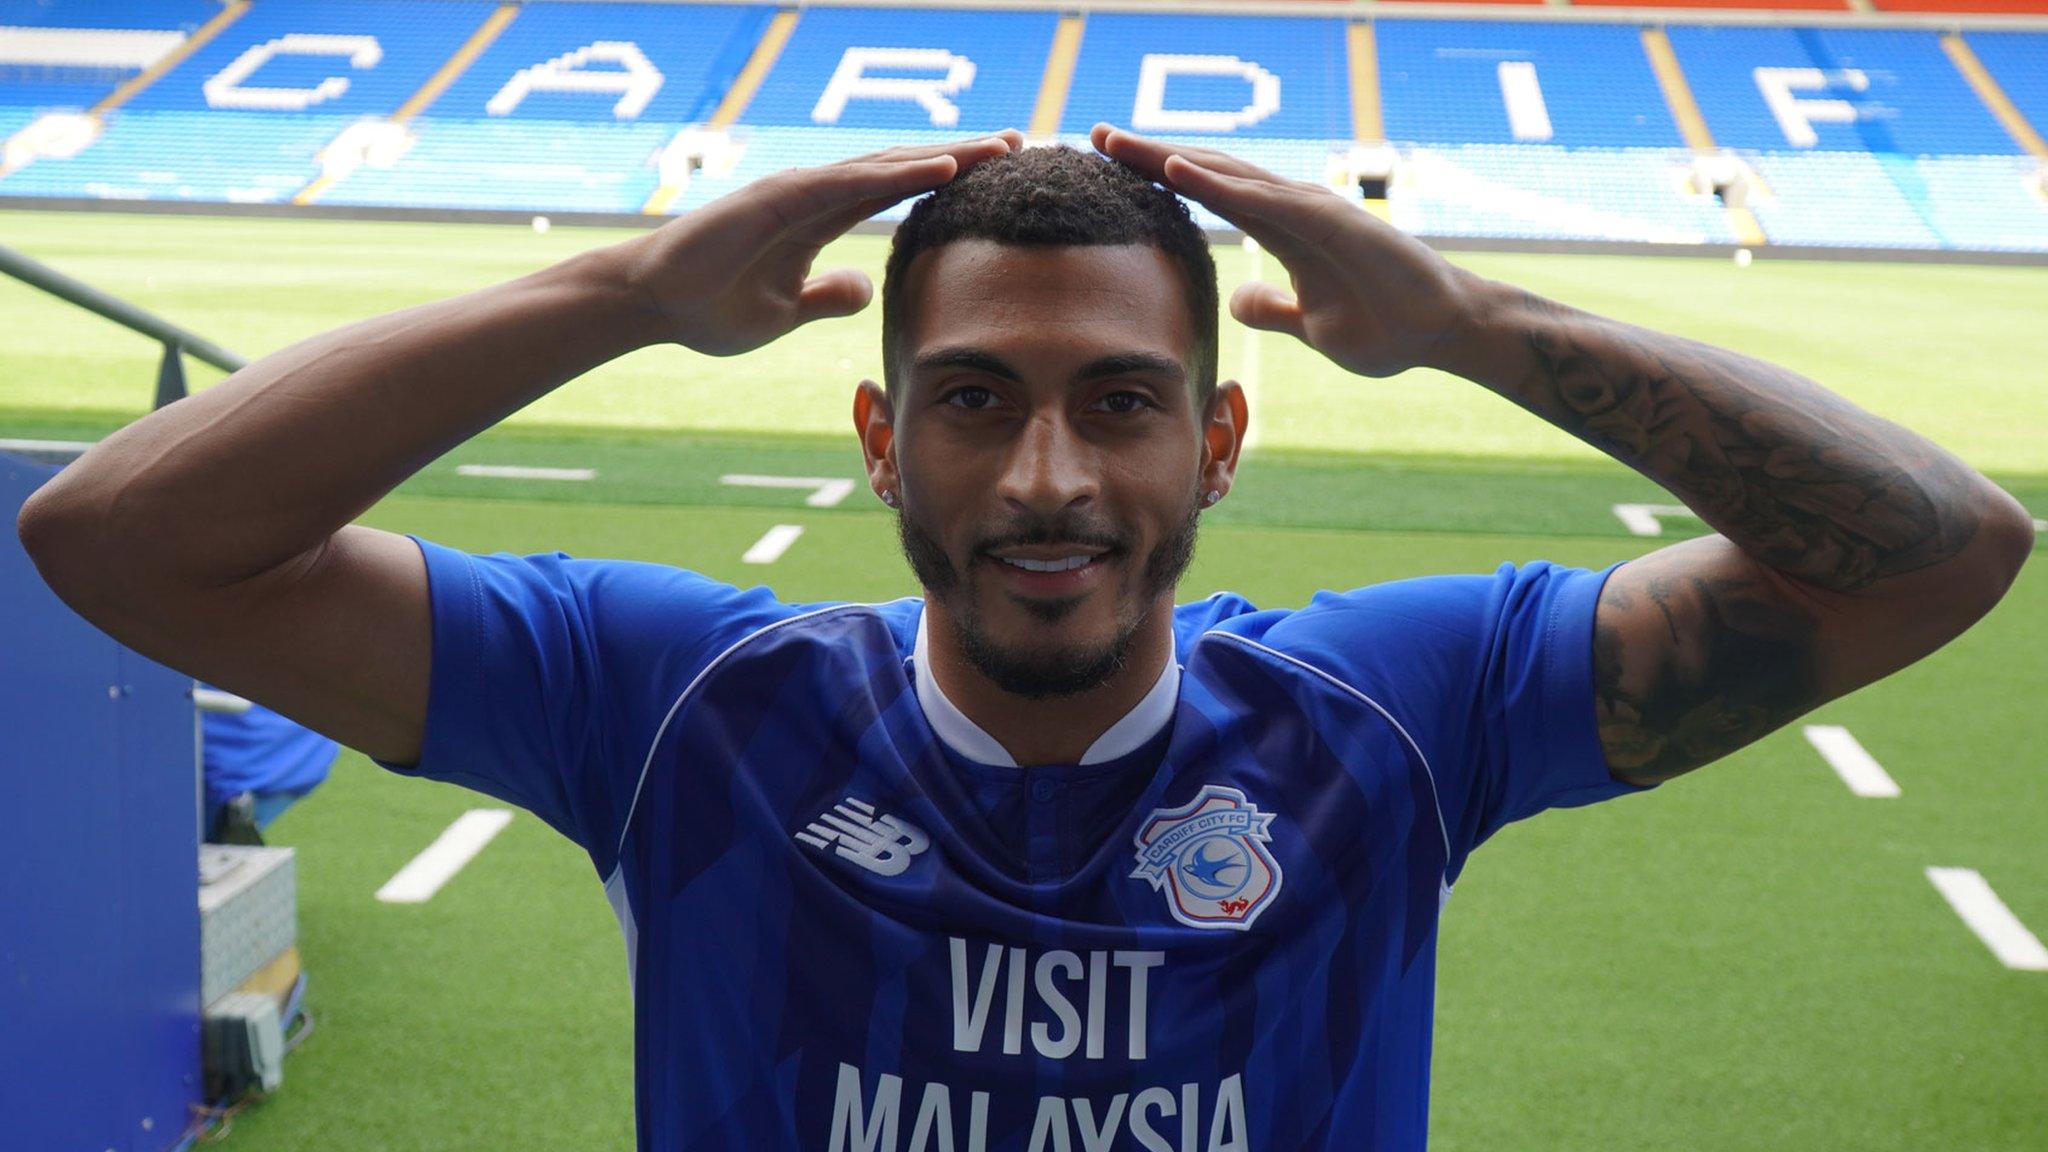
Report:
910,347,1187,387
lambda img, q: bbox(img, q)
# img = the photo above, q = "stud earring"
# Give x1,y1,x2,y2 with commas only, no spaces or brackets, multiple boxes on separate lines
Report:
1203,490,1222,506
880,490,898,507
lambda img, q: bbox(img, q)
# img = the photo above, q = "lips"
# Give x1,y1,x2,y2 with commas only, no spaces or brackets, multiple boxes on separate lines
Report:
998,554,1099,573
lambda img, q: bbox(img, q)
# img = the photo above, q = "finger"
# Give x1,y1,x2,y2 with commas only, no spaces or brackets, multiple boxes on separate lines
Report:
1158,154,1319,256
1095,125,1285,185
842,132,1018,170
1229,282,1307,341
763,154,958,235
793,267,874,325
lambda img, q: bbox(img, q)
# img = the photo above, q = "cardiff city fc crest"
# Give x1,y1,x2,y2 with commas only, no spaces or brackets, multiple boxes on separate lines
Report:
1131,785,1283,931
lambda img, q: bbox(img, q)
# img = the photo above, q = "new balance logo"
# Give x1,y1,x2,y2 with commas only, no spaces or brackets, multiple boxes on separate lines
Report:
794,797,930,877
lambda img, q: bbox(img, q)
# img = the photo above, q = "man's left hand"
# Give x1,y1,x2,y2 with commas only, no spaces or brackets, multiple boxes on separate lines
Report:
1092,123,1481,379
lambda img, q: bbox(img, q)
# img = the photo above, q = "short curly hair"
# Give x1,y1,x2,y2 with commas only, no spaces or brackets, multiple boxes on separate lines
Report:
881,145,1218,408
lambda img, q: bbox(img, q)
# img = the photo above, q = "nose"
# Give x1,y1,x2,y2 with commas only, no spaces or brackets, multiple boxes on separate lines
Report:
994,409,1098,517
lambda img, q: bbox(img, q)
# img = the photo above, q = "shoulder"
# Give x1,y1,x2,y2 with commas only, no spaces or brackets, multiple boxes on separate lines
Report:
1173,562,1607,688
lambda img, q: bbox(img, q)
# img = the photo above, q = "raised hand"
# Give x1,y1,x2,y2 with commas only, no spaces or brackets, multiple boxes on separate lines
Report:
1092,124,1479,379
621,131,1025,356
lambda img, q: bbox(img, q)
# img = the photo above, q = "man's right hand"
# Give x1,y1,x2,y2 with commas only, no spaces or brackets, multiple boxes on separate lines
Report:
619,132,1023,356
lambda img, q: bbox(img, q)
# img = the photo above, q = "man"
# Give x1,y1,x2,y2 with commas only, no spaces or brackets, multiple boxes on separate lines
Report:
19,127,2033,1150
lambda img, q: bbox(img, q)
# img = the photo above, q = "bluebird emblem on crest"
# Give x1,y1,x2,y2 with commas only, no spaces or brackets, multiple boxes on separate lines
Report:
1132,784,1283,930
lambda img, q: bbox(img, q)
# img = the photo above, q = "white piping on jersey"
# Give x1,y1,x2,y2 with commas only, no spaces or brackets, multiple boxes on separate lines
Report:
1201,632,1453,865
912,609,1180,767
616,600,912,868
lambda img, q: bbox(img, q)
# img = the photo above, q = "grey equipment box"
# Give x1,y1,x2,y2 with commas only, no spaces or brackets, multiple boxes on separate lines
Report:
198,844,296,1006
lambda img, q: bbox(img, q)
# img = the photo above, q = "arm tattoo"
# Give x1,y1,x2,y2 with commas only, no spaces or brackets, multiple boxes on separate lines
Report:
1486,291,1999,780
1514,292,1981,592
1593,559,1821,783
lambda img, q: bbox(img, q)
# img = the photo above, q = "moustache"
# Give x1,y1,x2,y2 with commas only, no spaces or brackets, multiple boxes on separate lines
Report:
971,516,1131,560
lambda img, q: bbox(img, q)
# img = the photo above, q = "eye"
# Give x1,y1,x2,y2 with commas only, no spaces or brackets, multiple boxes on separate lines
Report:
1094,390,1155,415
942,385,997,411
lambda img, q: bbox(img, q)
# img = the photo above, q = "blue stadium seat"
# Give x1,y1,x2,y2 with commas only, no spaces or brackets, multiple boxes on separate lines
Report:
1059,13,1350,140
1389,144,1738,243
0,0,219,112
1669,26,2017,155
0,3,2039,251
742,7,1058,132
3,0,498,203
1377,20,1684,148
320,2,768,212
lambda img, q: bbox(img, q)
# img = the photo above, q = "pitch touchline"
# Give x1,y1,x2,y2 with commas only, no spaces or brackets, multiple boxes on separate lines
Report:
376,809,514,904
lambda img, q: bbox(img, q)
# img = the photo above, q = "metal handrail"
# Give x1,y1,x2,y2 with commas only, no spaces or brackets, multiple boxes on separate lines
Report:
0,241,247,410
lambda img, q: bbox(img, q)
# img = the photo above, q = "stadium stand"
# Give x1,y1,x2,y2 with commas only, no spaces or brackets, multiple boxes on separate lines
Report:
321,3,771,213
1,0,2045,253
1053,12,1353,228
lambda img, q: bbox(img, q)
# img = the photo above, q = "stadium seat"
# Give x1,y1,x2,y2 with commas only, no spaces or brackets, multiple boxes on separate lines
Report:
1,1,2041,251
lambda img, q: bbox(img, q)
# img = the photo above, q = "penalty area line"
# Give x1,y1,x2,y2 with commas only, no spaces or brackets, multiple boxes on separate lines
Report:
1925,867,2048,971
743,524,804,564
376,809,514,904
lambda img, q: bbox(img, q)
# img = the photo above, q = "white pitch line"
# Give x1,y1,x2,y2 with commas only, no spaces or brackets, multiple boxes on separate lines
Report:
455,464,595,481
742,524,804,564
375,809,514,904
0,436,97,453
1802,725,1900,798
720,474,857,507
1611,503,1698,537
1926,867,2048,971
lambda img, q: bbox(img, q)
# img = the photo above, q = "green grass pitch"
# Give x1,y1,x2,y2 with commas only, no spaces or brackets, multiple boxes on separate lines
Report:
1,210,2044,1150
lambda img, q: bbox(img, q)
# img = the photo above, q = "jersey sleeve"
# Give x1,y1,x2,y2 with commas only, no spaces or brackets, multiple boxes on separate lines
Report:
370,534,804,878
1256,561,1657,869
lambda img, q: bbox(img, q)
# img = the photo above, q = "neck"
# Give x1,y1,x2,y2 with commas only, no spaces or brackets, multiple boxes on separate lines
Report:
920,597,1176,766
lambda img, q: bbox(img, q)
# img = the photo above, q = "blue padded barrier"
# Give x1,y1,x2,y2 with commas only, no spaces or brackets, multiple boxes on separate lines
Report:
2,452,202,1152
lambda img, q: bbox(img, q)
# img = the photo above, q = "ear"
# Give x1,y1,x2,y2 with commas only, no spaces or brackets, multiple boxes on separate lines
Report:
1198,380,1248,505
853,380,900,506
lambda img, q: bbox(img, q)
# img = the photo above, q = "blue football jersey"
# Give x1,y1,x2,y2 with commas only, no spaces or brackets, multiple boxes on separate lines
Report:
373,535,1658,1152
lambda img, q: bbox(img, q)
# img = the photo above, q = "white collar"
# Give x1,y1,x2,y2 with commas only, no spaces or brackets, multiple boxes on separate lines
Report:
912,608,1179,768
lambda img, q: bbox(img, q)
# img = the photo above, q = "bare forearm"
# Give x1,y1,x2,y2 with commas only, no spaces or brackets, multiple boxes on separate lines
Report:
1434,277,2027,594
23,244,658,584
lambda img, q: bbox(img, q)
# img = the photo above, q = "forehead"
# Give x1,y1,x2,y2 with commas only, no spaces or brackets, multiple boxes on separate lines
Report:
900,240,1193,370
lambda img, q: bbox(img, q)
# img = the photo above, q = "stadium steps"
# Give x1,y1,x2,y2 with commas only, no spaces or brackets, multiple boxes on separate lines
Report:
1027,14,1086,140
1640,26,1769,245
1941,32,2048,160
641,7,797,215
293,1,520,205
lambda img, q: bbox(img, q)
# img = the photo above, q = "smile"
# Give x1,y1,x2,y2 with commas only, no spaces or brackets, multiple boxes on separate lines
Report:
998,555,1100,573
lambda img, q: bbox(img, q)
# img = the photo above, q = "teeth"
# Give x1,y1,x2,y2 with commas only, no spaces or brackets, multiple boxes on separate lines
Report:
1001,555,1096,573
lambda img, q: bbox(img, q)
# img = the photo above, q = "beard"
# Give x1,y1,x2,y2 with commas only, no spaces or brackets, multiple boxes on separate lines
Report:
898,488,1202,701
